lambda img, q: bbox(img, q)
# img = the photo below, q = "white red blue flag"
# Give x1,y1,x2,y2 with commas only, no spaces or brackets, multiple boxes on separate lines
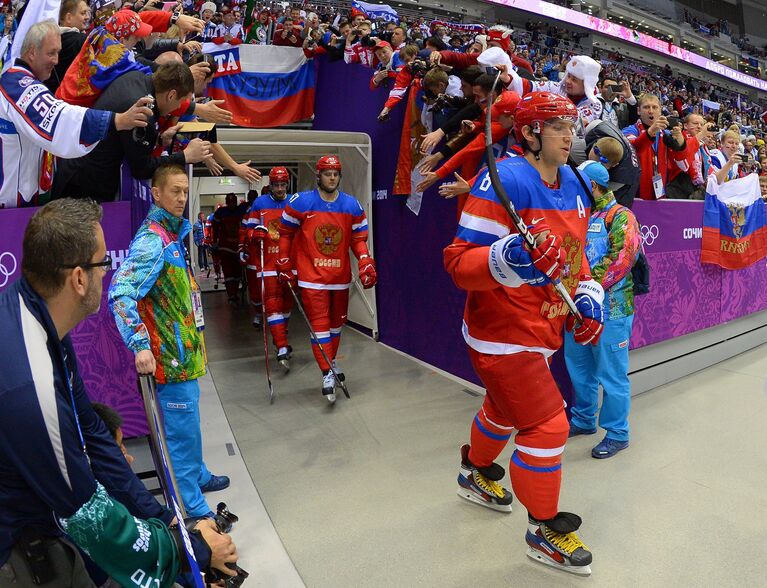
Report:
203,44,315,128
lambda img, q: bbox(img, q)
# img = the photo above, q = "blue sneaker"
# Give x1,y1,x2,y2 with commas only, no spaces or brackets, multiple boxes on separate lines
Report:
591,437,629,459
568,423,597,438
200,474,230,493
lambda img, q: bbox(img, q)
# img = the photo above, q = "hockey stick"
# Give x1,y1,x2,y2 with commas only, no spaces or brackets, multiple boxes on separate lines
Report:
352,276,376,319
285,280,350,399
485,70,581,320
139,375,205,588
258,216,275,404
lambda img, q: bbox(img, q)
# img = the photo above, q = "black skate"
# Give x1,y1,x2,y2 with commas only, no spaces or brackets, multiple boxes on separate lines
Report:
322,371,336,404
331,359,345,382
277,346,290,373
526,512,592,575
456,444,513,513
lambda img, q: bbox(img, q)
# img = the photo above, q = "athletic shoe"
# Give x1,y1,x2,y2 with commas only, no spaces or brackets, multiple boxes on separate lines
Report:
200,475,230,493
568,423,597,438
322,371,336,404
526,512,592,575
591,437,629,459
332,359,345,382
456,444,513,513
277,347,290,373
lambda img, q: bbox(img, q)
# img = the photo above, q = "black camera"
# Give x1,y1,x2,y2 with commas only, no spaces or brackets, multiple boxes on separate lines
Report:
213,502,239,534
409,58,431,78
360,35,378,48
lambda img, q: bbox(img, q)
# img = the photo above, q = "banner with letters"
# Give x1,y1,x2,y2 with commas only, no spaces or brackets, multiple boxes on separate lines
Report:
203,44,315,128
701,174,767,269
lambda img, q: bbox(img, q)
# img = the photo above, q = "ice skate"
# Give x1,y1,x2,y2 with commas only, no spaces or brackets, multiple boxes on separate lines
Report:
322,371,336,404
456,444,513,513
526,512,592,575
251,314,262,328
332,359,345,382
277,347,290,373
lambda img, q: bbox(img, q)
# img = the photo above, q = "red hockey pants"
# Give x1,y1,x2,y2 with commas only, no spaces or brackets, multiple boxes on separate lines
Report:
300,288,349,372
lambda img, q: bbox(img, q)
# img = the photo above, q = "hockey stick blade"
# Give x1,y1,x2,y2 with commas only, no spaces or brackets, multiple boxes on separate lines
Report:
286,281,350,399
484,71,582,321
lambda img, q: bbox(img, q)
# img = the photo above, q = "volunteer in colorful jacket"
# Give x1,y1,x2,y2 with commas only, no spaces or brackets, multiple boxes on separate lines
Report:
109,164,229,518
564,162,642,459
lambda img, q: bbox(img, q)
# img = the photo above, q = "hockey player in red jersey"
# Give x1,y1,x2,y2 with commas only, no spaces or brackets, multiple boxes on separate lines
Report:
212,193,248,305
203,209,221,281
240,167,294,369
443,92,605,575
277,156,377,403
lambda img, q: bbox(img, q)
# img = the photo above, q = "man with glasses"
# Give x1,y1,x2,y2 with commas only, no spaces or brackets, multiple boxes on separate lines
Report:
109,164,230,520
0,199,237,586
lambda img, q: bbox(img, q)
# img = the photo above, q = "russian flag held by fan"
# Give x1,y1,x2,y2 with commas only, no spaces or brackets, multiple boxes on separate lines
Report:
204,44,315,128
701,174,767,270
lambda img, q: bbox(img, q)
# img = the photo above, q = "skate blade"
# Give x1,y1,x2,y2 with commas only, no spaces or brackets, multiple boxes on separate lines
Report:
455,488,512,513
325,393,336,404
526,547,591,576
278,359,290,373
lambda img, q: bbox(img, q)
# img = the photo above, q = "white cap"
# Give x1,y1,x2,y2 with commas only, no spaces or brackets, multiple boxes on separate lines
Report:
565,55,601,104
200,2,216,14
477,46,513,71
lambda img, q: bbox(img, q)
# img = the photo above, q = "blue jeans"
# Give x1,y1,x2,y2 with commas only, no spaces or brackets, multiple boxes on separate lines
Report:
157,379,212,517
563,315,633,442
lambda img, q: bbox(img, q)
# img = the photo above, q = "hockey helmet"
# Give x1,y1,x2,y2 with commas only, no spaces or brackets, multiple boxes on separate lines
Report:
269,166,289,184
512,92,578,142
491,90,521,119
316,155,342,173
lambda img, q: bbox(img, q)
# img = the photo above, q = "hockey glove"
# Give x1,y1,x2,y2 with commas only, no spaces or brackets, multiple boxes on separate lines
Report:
488,226,560,288
358,255,377,289
565,280,605,345
250,224,268,241
528,223,563,282
275,257,296,286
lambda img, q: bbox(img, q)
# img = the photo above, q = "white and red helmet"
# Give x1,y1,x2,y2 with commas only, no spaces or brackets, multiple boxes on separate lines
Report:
316,155,342,173
269,166,289,184
513,92,578,142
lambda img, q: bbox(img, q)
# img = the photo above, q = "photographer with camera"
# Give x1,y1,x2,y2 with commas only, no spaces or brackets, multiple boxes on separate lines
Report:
597,78,637,130
370,41,404,89
376,44,420,121
273,15,303,47
344,19,377,67
0,199,238,587
712,129,749,185
53,61,214,202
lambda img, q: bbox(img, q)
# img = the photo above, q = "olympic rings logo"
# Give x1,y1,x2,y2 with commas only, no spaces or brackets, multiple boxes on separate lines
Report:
640,224,659,246
0,251,17,288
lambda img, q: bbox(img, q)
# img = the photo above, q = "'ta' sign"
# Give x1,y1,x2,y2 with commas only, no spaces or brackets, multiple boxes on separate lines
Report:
212,48,242,77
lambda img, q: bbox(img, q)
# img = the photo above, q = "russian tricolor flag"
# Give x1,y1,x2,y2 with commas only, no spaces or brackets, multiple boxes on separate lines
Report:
701,174,767,269
203,44,315,128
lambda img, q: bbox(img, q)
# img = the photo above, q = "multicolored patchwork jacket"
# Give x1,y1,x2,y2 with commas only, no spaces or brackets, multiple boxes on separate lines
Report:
585,192,642,320
109,205,206,384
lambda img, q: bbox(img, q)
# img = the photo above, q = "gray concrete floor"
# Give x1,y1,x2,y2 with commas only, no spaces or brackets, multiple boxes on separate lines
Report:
202,289,767,588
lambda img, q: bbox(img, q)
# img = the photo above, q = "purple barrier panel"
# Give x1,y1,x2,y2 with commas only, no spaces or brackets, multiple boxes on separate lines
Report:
720,257,767,322
0,202,147,437
631,200,722,348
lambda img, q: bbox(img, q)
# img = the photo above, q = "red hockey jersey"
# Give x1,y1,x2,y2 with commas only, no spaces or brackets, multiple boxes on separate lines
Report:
240,194,287,275
444,157,592,356
279,189,369,289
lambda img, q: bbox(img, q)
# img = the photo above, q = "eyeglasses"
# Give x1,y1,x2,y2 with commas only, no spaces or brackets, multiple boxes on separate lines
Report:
62,254,113,272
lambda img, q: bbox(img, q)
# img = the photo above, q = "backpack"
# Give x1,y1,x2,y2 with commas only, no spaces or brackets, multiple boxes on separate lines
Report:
603,205,650,296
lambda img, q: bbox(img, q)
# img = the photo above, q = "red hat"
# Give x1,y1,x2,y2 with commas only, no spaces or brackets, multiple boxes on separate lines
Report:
317,155,342,172
350,7,366,19
269,167,289,183
491,90,521,119
487,26,512,53
374,40,392,51
513,92,578,142
105,10,152,39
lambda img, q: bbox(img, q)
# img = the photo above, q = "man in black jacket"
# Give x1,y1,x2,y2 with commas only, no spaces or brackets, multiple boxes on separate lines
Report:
45,0,89,94
53,61,213,202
